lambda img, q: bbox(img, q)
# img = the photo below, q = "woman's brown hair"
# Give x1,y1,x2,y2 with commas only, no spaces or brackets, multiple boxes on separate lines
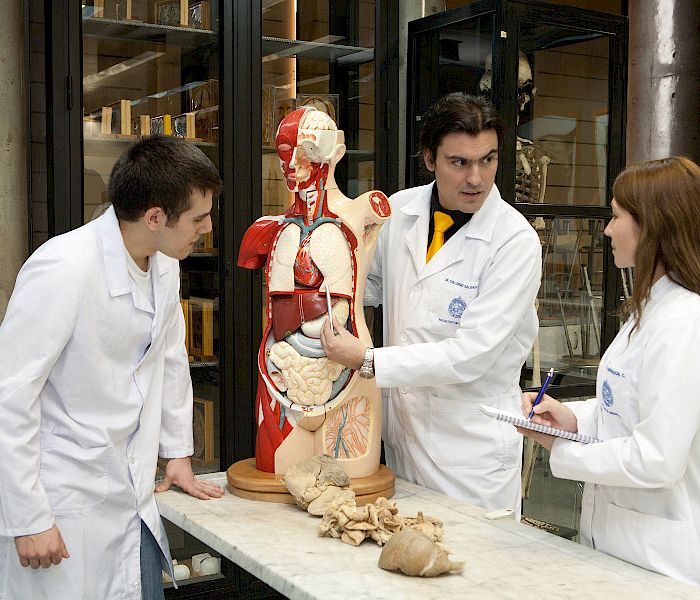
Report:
612,156,700,331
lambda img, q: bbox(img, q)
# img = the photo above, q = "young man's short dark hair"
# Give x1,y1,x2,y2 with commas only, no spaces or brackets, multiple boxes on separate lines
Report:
108,135,223,224
419,93,505,162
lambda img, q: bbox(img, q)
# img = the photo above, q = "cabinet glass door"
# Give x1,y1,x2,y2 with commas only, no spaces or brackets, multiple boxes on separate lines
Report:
80,0,223,589
514,22,617,389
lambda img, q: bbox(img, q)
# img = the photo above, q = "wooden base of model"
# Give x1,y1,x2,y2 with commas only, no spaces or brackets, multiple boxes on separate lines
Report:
227,458,395,506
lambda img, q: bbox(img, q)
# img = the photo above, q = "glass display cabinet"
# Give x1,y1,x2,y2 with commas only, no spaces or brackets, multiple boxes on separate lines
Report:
407,0,628,536
41,1,395,597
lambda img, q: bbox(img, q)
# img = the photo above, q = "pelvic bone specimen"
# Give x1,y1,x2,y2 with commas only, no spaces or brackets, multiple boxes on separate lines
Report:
378,529,464,577
283,454,354,516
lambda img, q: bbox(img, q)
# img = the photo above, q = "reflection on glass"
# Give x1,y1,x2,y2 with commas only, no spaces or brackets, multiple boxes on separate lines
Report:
526,217,606,385
521,394,588,541
517,24,610,207
438,19,494,97
409,14,494,186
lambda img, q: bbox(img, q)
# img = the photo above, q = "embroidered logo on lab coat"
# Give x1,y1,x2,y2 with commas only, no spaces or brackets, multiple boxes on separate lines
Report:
448,297,467,319
602,380,613,407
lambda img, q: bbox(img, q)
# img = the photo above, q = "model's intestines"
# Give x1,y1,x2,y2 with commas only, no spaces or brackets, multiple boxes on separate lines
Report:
268,342,344,407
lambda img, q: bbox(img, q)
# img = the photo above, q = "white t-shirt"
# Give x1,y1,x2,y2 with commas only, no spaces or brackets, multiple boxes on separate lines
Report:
125,251,154,313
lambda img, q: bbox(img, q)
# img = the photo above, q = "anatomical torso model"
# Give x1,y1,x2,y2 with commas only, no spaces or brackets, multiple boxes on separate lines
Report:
238,107,390,477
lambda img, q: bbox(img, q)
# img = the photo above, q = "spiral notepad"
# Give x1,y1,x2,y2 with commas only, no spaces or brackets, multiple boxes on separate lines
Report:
479,404,601,444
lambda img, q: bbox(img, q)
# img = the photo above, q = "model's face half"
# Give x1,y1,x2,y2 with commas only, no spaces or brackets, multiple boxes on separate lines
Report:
605,199,640,269
424,130,499,213
158,188,213,260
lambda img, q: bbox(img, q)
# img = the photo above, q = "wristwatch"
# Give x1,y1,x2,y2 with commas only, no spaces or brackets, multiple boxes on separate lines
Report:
358,347,375,379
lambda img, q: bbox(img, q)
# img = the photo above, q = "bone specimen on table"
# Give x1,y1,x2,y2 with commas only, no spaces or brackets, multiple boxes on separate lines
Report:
283,454,353,515
378,529,464,577
318,495,443,547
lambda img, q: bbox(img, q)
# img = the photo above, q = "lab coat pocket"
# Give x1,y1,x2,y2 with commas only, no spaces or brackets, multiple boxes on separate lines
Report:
603,503,690,580
427,394,520,469
39,435,110,515
429,280,479,335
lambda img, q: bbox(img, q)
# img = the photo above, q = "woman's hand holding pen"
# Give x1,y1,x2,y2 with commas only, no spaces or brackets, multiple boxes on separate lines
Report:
522,392,578,430
517,393,579,450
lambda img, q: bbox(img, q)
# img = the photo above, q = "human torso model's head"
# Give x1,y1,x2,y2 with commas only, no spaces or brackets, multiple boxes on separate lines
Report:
275,107,347,222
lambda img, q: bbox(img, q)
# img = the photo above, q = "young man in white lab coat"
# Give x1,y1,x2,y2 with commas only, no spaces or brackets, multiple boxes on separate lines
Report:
0,135,224,600
322,94,541,511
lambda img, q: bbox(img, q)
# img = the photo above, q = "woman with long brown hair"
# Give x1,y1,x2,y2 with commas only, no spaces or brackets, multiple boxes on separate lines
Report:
519,156,700,587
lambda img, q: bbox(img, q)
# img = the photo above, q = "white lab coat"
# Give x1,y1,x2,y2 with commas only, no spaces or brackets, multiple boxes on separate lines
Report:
0,206,193,600
365,183,541,510
549,275,700,587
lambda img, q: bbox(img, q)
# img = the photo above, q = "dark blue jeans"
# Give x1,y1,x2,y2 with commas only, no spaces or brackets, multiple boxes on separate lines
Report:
141,520,166,600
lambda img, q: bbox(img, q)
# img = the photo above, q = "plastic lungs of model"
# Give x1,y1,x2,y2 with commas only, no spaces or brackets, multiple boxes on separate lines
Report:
238,107,391,477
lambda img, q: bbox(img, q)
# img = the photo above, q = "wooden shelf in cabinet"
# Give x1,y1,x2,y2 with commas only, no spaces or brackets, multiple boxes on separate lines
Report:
163,572,224,588
262,145,373,162
82,17,216,49
262,36,373,64
189,358,219,369
84,136,216,157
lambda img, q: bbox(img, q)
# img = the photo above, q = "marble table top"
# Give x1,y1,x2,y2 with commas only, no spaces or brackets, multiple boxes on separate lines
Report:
156,472,700,599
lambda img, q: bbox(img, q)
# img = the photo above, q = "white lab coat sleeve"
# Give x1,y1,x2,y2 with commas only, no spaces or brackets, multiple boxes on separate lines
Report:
363,222,385,308
374,227,541,388
550,306,700,488
158,285,194,459
564,398,598,438
0,255,79,536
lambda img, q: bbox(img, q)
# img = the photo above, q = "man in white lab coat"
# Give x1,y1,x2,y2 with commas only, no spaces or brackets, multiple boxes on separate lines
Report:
0,135,224,600
322,94,541,511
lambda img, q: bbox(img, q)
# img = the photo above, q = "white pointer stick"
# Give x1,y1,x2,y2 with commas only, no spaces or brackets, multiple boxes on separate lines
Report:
325,283,335,335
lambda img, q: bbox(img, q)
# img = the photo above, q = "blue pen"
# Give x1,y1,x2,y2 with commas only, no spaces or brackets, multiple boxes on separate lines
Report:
528,367,555,420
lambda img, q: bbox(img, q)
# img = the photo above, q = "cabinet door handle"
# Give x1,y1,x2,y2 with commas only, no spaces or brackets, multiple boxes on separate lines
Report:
66,75,74,110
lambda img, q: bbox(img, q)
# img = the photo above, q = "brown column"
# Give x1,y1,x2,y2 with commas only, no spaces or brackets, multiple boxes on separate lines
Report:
627,0,700,164
0,0,29,320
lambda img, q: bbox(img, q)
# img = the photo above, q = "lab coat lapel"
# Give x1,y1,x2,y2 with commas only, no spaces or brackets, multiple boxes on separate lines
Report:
99,205,157,315
149,252,171,337
416,184,502,281
98,205,132,300
420,226,466,280
401,184,431,278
